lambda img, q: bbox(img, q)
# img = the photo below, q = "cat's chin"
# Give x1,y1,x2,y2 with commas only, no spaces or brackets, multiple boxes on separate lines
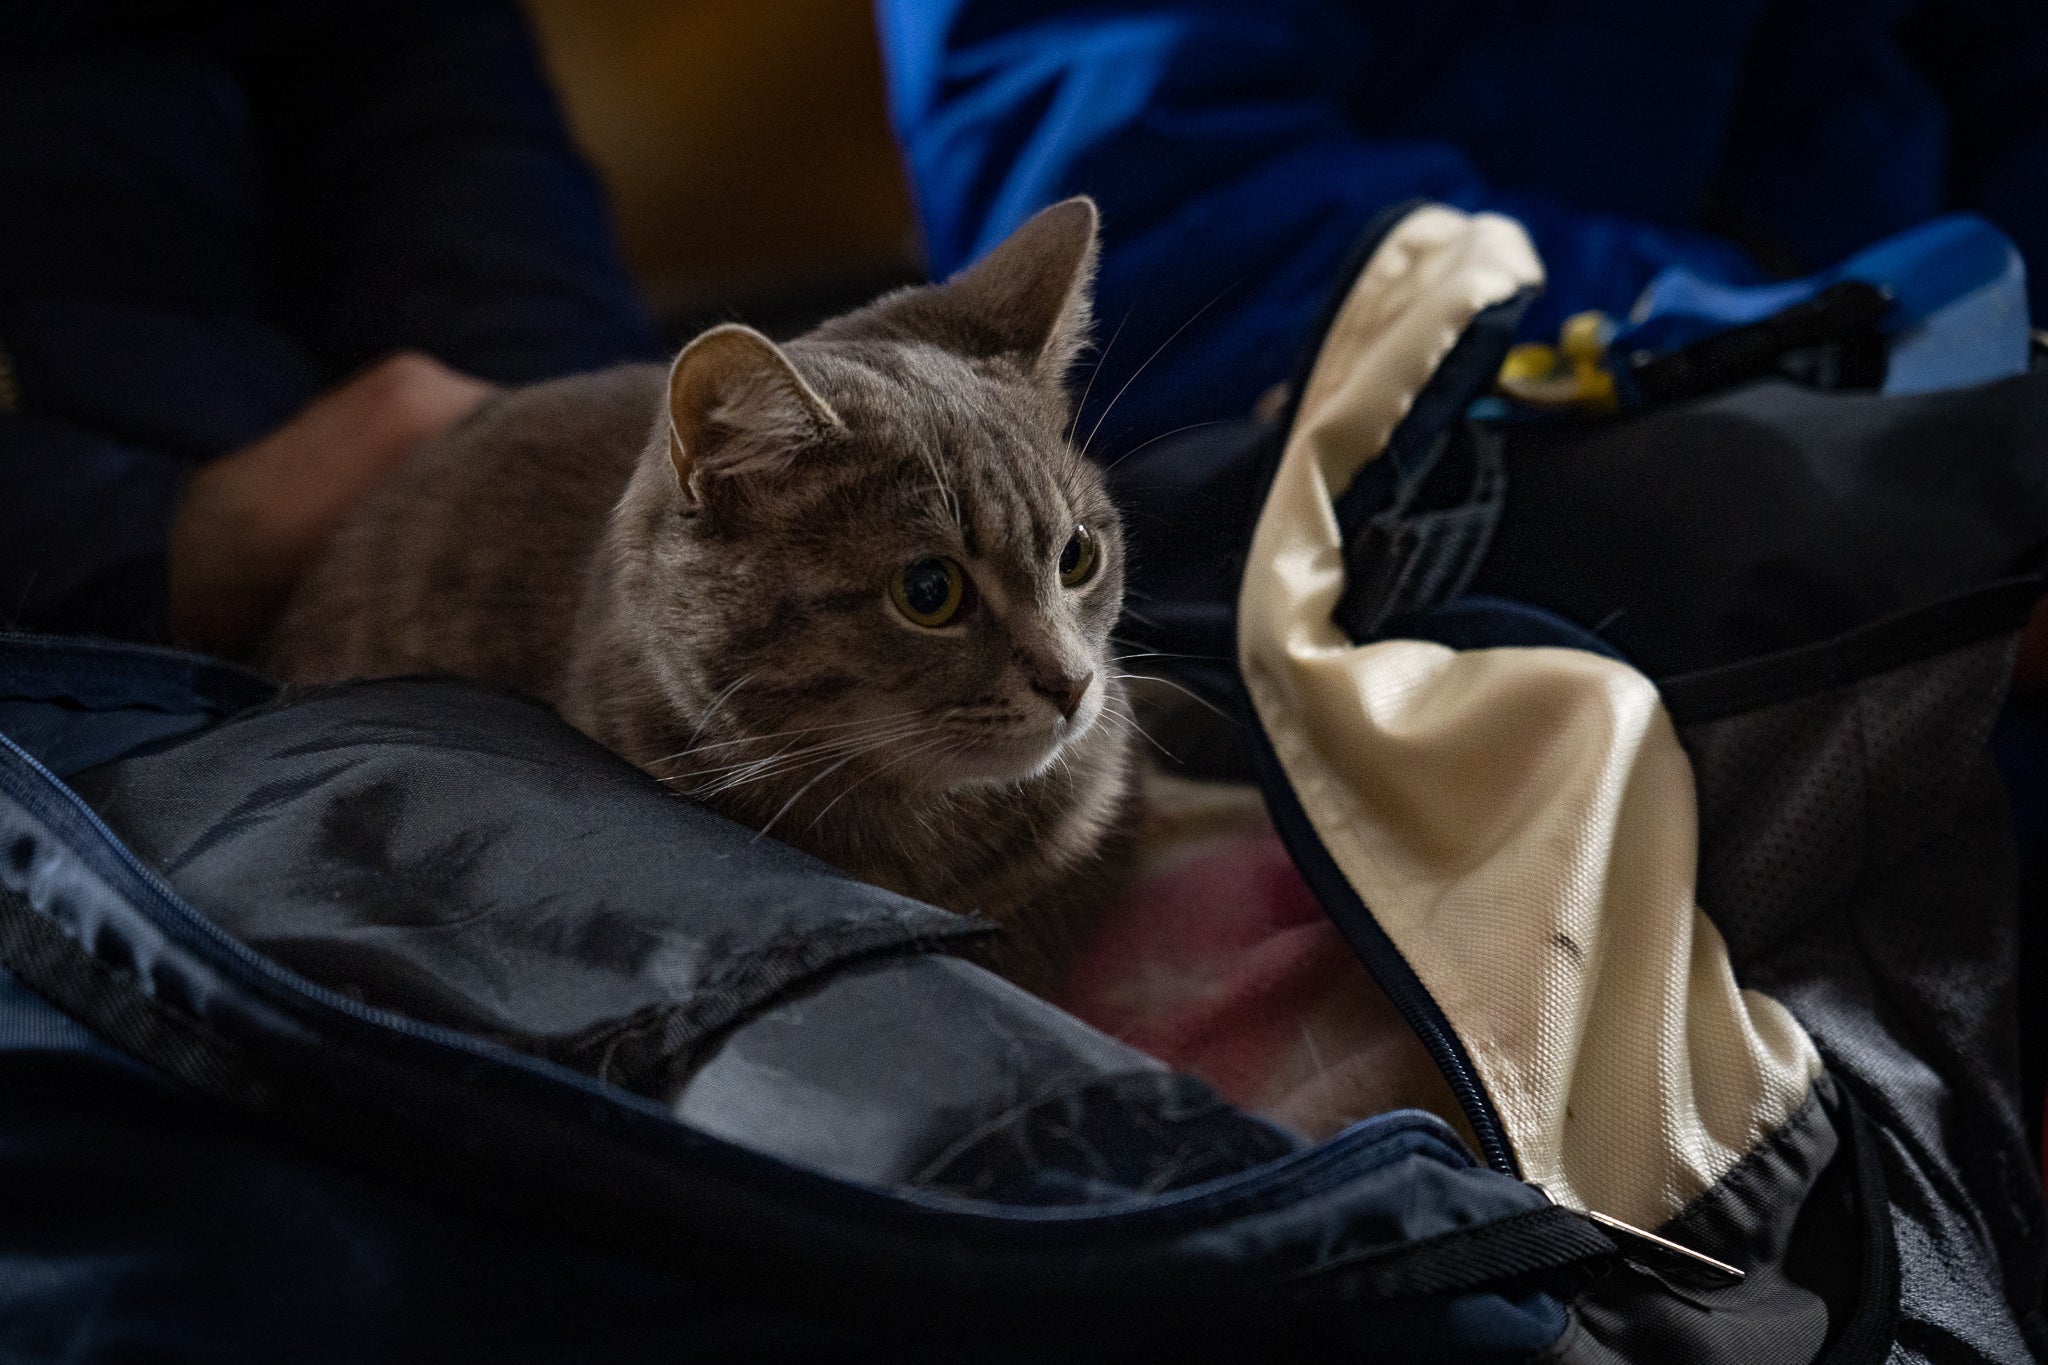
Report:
925,714,1097,790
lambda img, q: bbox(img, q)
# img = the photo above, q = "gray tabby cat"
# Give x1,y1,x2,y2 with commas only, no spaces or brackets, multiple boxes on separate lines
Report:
268,198,1134,990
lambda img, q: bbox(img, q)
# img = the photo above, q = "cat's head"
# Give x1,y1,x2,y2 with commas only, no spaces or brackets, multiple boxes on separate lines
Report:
625,198,1126,797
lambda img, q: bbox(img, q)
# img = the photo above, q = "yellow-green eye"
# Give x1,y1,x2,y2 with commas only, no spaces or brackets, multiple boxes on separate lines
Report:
891,557,966,627
1058,525,1098,588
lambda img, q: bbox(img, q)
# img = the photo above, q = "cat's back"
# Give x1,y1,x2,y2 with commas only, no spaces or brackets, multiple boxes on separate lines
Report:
268,363,665,696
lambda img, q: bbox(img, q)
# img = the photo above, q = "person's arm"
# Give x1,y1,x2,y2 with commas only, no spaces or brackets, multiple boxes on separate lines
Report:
222,0,659,386
1905,0,2048,325
168,353,496,654
879,0,1760,455
0,351,491,652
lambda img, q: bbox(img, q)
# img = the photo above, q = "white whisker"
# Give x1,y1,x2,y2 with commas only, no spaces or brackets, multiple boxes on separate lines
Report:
684,672,755,747
806,732,958,831
1102,418,1226,471
1096,704,1177,761
1110,673,1237,725
688,725,922,788
752,733,911,844
1080,288,1231,460
1108,649,1221,665
1067,310,1129,444
647,708,926,767
669,720,928,794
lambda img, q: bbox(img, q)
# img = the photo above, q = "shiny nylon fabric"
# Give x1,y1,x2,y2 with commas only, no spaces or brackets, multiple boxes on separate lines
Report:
62,680,987,1096
0,646,1591,1360
1238,206,1822,1230
57,678,1303,1202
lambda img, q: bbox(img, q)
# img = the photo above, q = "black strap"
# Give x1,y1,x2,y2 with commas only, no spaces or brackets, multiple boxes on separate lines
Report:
1276,1204,1618,1301
1327,290,1531,642
1625,280,1891,408
1656,576,2040,723
1335,418,1508,640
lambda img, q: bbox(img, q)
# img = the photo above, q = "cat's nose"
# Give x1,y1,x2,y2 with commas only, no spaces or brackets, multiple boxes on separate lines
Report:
1030,670,1093,719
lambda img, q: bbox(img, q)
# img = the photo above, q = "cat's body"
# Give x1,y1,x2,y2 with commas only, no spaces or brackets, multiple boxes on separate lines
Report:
276,364,662,700
269,200,1135,988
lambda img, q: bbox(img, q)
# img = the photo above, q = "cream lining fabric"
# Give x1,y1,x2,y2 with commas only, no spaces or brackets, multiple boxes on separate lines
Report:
1237,205,1821,1229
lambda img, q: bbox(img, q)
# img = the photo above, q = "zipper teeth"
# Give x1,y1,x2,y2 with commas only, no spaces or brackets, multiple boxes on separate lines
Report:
1366,950,1516,1173
1303,832,1513,1171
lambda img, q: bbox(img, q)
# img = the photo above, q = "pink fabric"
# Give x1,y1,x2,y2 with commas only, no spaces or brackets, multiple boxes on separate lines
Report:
1058,790,1468,1141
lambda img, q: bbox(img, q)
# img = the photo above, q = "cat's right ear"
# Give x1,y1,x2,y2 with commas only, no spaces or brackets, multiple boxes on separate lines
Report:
944,196,1099,387
667,324,843,502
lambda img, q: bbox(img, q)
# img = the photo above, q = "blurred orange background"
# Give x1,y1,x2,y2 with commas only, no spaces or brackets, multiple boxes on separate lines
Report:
522,0,924,334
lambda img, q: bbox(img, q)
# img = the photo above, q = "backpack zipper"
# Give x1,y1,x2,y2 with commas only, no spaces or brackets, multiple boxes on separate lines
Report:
1243,708,1519,1175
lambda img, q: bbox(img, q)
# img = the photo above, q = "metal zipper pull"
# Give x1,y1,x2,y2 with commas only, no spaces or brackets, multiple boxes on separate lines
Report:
1581,1210,1746,1286
1529,1186,1745,1287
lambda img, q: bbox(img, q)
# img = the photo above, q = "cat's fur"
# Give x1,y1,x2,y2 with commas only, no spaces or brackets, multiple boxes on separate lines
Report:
267,199,1135,990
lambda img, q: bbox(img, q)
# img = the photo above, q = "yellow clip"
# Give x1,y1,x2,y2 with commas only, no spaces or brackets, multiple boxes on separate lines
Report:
1497,312,1619,412
1559,310,1612,366
1498,343,1560,386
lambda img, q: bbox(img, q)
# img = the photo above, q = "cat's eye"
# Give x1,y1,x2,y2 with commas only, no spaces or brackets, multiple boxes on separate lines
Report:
891,557,967,627
1058,525,1099,588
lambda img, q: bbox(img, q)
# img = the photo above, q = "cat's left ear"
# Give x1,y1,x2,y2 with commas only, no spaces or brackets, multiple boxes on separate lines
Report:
667,324,843,502
945,196,1099,387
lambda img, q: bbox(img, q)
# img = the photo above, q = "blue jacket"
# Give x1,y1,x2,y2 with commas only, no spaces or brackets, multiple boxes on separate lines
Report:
879,0,2048,454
